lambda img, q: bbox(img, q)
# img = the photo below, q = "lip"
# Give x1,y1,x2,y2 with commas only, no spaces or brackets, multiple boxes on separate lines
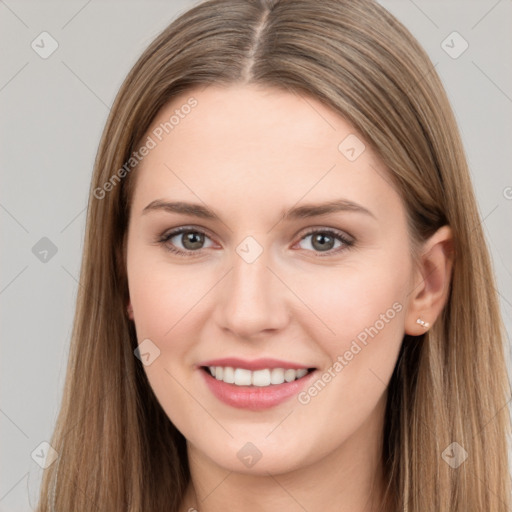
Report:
199,365,317,411
198,357,312,371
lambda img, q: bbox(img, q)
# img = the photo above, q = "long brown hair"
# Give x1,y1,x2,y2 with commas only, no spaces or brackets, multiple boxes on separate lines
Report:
36,0,511,510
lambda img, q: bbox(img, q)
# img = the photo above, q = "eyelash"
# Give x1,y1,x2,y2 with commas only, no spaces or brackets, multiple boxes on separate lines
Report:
157,226,355,258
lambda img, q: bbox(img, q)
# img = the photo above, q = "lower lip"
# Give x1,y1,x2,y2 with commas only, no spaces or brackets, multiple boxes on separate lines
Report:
200,368,316,410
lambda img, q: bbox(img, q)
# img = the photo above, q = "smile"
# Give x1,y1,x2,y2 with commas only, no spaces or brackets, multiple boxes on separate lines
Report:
198,358,317,410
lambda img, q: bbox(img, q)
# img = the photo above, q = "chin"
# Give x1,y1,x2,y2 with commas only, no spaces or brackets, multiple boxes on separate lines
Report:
190,434,317,476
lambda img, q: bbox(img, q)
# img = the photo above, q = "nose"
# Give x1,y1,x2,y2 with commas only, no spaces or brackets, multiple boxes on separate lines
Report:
214,247,290,340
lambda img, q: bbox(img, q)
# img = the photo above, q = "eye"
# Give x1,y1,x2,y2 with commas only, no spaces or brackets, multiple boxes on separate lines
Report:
158,227,215,256
157,226,354,257
295,228,354,256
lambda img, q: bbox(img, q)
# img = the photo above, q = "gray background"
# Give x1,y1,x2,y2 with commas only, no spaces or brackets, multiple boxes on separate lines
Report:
1,1,511,510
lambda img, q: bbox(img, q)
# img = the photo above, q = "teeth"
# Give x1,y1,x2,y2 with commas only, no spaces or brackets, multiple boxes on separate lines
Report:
208,366,311,387
270,368,284,384
252,369,271,387
296,369,308,379
234,368,252,386
284,369,296,382
223,366,235,383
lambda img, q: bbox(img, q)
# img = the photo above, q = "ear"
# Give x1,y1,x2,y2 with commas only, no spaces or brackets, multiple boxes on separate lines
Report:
126,301,134,320
405,225,454,335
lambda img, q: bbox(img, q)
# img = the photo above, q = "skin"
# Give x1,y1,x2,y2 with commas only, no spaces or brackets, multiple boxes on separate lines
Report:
125,83,453,512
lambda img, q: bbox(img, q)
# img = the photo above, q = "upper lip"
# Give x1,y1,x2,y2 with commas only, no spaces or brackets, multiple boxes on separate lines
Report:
198,357,314,371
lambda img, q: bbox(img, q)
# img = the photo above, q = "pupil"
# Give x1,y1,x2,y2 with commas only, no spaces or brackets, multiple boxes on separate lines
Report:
184,231,204,250
313,233,334,251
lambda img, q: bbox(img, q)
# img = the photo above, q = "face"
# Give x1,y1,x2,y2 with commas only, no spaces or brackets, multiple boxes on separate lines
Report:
125,83,416,475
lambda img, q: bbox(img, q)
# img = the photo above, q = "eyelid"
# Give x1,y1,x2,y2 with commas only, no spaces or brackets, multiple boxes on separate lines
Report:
296,226,354,244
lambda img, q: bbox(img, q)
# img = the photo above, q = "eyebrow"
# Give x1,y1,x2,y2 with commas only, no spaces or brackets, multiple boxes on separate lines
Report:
142,198,376,221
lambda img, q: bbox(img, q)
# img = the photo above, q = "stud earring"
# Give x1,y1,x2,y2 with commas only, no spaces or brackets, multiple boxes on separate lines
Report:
416,318,430,329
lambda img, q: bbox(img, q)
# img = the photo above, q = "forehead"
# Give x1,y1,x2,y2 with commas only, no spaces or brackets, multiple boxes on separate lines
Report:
145,84,357,160
131,84,401,220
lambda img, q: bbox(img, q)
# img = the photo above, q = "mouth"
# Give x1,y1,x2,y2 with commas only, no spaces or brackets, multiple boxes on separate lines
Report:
198,359,318,410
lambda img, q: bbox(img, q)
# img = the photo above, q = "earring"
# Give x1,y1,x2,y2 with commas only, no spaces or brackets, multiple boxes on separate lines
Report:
416,318,430,329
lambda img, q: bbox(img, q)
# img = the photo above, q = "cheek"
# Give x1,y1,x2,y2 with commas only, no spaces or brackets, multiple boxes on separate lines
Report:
289,262,408,436
128,272,173,338
127,254,220,380
294,254,410,360
127,252,205,339
127,258,208,430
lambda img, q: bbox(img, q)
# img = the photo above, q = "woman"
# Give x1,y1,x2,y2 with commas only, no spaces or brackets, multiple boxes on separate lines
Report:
36,0,511,510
